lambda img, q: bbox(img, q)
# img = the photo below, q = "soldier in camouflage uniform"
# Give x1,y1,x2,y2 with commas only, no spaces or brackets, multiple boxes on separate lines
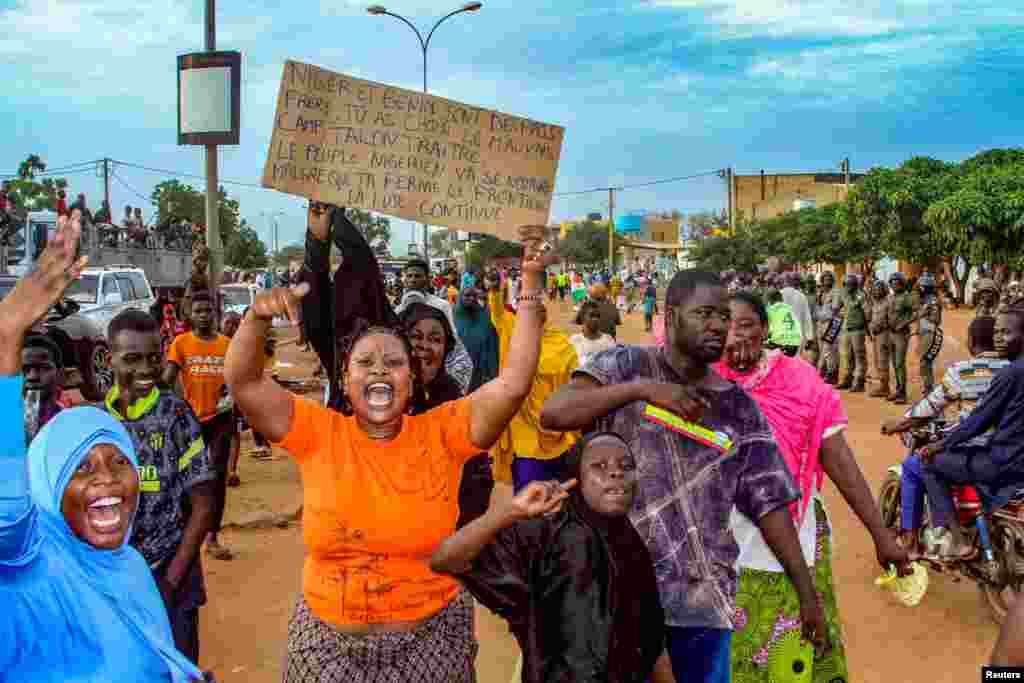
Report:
974,278,1000,318
837,273,869,392
888,272,916,404
815,271,841,384
917,272,943,396
998,280,1022,314
868,279,892,398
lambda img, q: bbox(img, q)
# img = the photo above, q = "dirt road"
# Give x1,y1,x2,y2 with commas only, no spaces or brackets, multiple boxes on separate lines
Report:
199,297,997,682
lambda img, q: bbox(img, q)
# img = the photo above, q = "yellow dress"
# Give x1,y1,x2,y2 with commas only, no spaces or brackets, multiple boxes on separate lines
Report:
487,287,579,483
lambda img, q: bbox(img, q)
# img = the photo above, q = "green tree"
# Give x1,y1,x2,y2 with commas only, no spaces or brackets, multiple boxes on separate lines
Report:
689,232,762,272
273,244,305,267
835,168,895,276
687,210,730,239
886,156,964,297
559,220,616,266
224,221,269,269
925,158,1024,275
429,229,455,258
5,154,69,214
151,179,241,246
347,208,391,252
464,234,521,270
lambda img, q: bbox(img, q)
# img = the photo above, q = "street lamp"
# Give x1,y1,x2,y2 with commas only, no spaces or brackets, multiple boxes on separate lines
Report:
367,2,483,262
261,210,285,263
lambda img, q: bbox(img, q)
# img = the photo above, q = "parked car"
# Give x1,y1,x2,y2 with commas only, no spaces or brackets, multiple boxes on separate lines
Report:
220,283,290,327
63,266,156,338
0,275,113,401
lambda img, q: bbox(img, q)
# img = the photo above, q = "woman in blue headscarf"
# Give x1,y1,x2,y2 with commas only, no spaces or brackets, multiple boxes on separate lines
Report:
454,287,500,393
0,210,203,682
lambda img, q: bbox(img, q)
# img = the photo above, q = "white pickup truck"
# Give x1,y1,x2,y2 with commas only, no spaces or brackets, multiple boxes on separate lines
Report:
64,266,158,338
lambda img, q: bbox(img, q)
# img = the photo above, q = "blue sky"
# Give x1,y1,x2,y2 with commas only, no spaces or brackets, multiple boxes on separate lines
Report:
2,0,1022,256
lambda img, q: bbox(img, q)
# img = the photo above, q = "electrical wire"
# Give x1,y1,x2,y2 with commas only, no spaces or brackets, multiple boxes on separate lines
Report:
112,160,265,189
553,169,723,197
111,170,156,206
0,160,102,180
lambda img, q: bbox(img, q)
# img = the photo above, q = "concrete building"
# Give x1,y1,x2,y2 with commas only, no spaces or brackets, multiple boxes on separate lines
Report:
733,171,864,223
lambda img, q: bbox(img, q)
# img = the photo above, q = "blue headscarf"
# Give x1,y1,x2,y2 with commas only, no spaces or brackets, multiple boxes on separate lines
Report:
454,288,500,393
0,403,202,682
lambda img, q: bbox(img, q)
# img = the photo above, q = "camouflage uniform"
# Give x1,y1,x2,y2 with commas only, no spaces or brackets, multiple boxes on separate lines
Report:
974,278,1000,317
869,289,892,397
838,287,869,391
815,286,842,382
917,292,943,396
889,287,916,402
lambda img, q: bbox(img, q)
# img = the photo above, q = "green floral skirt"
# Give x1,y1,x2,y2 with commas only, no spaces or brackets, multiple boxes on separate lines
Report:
731,501,849,683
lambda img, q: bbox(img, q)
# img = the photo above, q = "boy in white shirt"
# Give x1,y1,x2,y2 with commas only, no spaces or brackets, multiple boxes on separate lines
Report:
569,300,616,365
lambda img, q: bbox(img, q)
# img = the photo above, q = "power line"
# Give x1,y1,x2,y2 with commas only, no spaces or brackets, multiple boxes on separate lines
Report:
111,170,155,206
553,169,721,197
1,159,103,180
111,159,265,189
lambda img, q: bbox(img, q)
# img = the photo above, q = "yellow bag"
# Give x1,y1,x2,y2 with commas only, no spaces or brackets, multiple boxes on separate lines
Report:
875,562,928,606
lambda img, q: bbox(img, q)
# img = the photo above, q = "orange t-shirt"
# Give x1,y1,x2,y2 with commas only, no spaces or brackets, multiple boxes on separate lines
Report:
275,394,481,626
447,285,458,306
167,332,230,422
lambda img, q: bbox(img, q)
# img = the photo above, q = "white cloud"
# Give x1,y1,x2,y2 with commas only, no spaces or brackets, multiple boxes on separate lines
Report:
645,0,1024,39
744,34,970,85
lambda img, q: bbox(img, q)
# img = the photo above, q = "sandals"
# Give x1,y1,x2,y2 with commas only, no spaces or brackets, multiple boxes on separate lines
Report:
926,545,980,564
207,544,234,561
250,447,273,460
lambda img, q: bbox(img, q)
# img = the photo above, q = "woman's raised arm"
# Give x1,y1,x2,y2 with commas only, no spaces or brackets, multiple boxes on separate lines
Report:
226,284,309,443
468,228,556,450
0,210,87,563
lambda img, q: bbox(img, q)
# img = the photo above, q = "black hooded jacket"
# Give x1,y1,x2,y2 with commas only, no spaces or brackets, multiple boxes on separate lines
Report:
454,494,665,682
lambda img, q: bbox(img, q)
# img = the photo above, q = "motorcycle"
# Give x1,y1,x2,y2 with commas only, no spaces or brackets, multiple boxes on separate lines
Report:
878,420,1024,622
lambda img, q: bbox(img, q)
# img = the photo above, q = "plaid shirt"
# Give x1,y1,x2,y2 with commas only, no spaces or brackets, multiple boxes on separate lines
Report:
577,346,798,629
906,353,1010,447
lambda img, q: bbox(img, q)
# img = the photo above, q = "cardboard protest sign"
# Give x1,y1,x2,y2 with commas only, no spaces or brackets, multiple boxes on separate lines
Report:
262,60,565,241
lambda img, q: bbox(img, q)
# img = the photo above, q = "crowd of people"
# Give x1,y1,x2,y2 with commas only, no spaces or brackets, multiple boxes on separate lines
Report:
9,206,1024,681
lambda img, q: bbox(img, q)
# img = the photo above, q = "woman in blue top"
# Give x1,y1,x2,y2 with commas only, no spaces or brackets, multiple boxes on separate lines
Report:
0,211,203,682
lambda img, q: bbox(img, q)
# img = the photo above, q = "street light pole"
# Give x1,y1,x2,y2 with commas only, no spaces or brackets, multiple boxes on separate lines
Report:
204,0,222,289
367,2,483,264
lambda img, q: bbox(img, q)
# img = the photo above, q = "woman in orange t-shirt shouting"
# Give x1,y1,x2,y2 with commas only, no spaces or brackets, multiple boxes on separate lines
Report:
225,225,557,682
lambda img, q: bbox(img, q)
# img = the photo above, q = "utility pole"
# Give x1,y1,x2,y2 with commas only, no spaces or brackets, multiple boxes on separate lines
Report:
842,157,851,189
102,159,111,217
204,0,223,290
727,167,735,233
608,187,617,270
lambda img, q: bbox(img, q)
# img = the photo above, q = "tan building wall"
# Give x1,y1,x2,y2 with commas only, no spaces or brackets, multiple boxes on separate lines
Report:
734,172,862,222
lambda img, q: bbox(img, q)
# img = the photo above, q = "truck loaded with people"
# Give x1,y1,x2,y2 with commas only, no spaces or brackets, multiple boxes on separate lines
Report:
0,208,192,400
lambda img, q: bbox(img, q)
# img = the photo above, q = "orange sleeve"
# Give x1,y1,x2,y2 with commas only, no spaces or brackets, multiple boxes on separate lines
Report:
166,334,186,368
435,396,480,464
273,395,332,464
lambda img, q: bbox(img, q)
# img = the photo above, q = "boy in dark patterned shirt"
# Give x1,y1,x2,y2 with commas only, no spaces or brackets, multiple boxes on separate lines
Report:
104,309,217,664
542,270,825,683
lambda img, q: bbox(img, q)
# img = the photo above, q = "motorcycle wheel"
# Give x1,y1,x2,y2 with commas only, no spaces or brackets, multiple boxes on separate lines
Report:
980,516,1024,624
878,471,902,530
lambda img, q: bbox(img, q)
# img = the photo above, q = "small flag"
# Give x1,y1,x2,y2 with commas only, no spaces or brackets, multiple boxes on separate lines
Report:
644,403,733,453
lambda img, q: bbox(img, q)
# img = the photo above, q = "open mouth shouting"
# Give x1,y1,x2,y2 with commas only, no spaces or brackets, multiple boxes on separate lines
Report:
85,495,127,536
365,382,395,408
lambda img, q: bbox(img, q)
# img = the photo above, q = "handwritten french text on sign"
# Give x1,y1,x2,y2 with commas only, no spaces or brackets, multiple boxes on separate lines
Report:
261,61,565,241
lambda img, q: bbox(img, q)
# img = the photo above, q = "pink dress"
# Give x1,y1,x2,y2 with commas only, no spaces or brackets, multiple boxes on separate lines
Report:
714,350,848,525
652,315,666,346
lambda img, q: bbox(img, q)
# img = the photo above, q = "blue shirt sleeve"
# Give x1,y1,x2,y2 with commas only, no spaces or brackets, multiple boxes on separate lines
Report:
0,374,39,566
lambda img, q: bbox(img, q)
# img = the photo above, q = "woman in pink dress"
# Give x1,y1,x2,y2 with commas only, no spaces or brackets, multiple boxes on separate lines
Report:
712,290,908,682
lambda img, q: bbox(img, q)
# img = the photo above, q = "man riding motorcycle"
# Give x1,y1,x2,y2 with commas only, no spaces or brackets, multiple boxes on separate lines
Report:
916,308,1024,561
881,315,1007,556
